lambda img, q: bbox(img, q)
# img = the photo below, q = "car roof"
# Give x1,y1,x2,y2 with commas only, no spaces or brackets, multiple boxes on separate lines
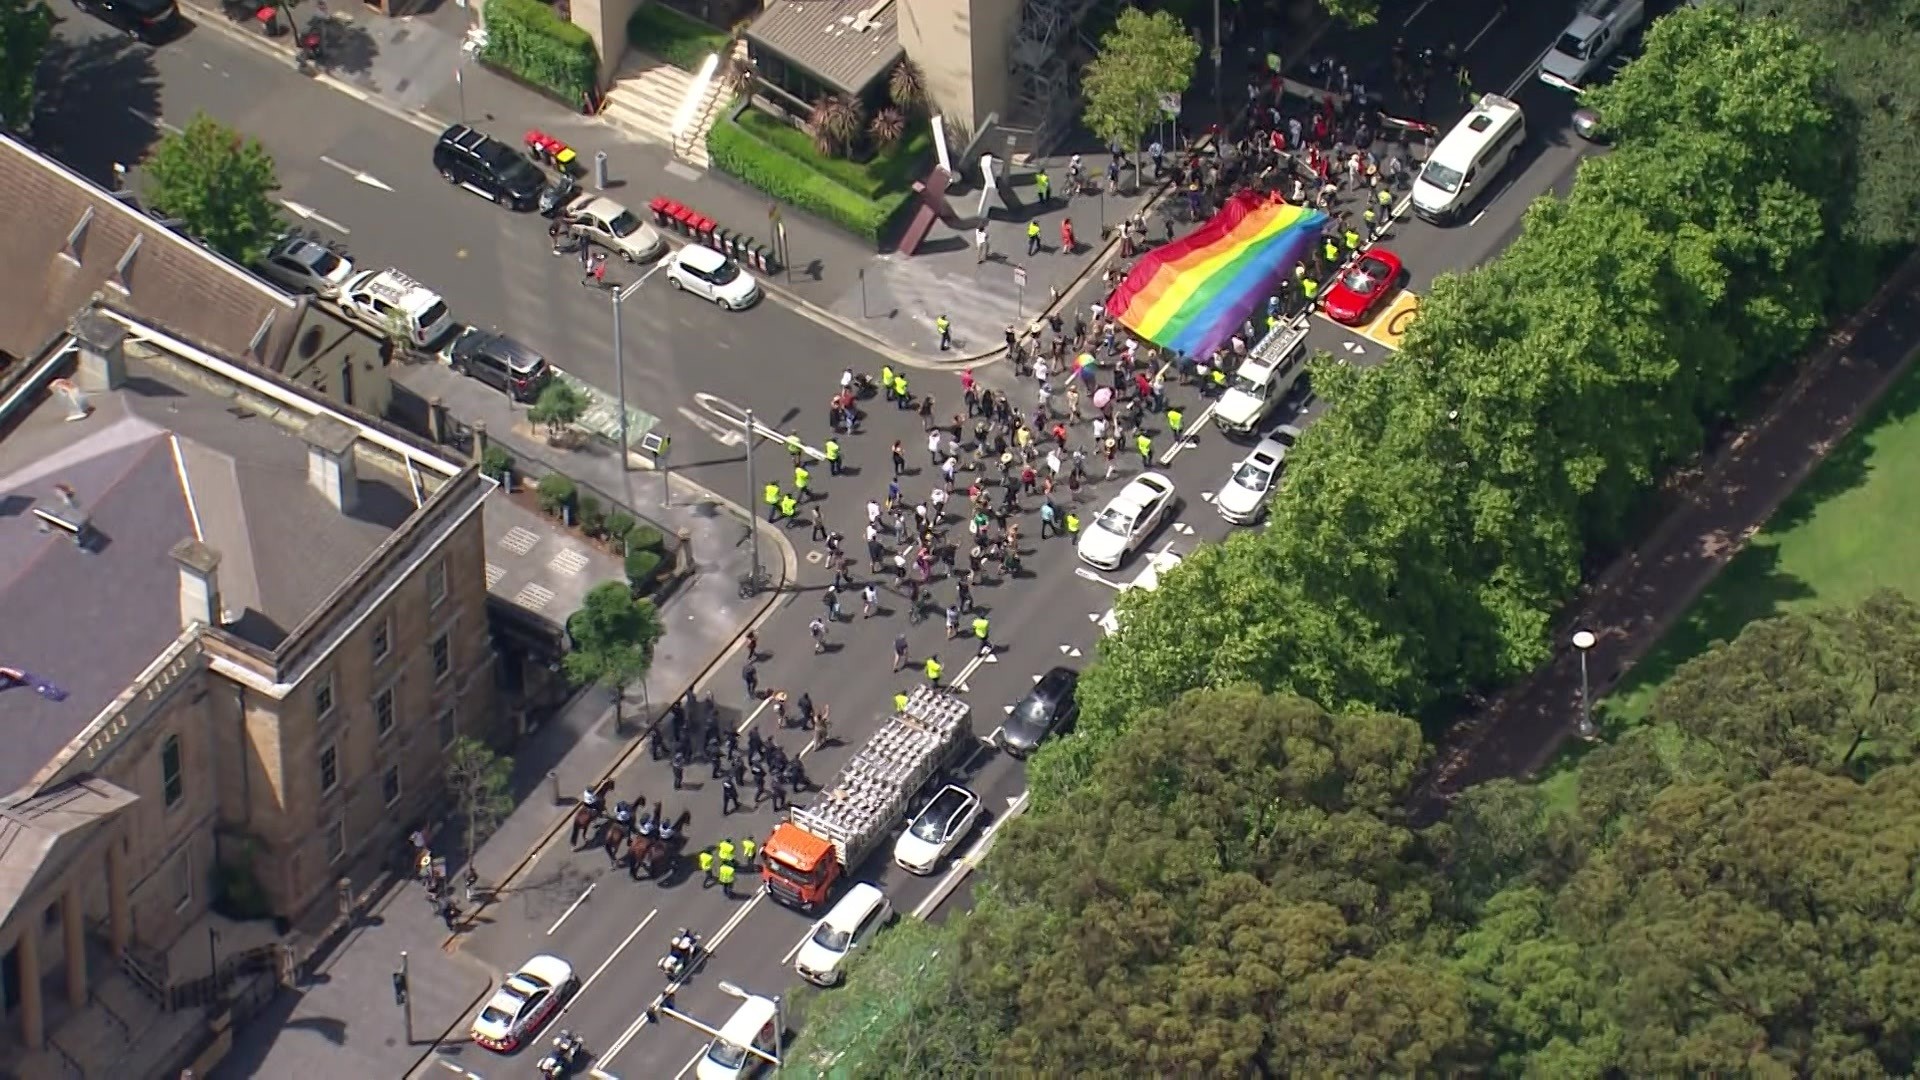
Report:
1118,473,1172,502
1562,13,1605,37
823,882,887,930
716,995,778,1042
924,783,976,810
575,197,628,222
677,245,726,271
274,237,326,263
1034,665,1078,697
518,953,571,984
1245,446,1282,469
356,269,441,313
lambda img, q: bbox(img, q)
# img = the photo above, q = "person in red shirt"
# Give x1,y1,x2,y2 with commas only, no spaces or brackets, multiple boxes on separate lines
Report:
1060,218,1076,253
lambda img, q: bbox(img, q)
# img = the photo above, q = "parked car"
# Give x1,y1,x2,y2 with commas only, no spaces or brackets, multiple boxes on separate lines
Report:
1214,428,1297,525
892,784,982,875
566,197,666,263
793,883,892,986
1078,472,1176,571
433,124,547,211
469,954,575,1053
73,0,180,43
666,246,760,310
1002,666,1079,755
1322,249,1404,325
257,236,354,299
334,268,456,349
446,327,552,403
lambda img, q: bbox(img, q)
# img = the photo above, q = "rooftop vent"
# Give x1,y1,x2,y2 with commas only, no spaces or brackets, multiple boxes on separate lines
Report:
108,235,142,294
301,414,361,515
71,311,128,392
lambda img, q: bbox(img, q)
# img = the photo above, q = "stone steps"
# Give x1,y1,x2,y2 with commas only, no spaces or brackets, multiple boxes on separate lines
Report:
599,43,740,170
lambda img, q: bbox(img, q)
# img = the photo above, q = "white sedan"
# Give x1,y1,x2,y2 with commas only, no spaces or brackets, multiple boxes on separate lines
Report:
1077,472,1176,570
666,245,761,310
893,784,982,875
257,236,354,299
794,882,892,986
1214,433,1293,524
566,196,666,263
470,954,576,1053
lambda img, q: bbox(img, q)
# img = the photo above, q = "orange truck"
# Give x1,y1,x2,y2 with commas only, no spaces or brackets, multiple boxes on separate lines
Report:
762,687,974,911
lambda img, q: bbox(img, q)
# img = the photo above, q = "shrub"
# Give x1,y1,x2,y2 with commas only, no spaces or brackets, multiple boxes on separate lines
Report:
626,2,729,73
809,95,865,157
888,58,926,114
481,0,599,105
537,473,578,516
579,495,606,537
604,511,636,543
480,445,515,481
869,106,907,149
625,549,664,594
707,112,918,244
735,106,931,198
626,523,666,553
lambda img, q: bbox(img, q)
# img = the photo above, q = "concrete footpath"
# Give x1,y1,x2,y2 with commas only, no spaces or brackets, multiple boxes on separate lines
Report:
213,361,797,1079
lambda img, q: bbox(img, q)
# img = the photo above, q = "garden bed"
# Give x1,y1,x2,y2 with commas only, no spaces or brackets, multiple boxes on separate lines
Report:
705,99,930,248
626,2,731,73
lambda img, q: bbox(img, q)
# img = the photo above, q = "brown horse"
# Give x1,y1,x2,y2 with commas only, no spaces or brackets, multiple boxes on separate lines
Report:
602,819,628,865
626,833,655,880
569,780,615,850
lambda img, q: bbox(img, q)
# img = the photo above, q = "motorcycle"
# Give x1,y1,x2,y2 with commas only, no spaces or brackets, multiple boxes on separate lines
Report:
294,16,326,73
535,1029,586,1078
658,928,702,981
539,173,580,218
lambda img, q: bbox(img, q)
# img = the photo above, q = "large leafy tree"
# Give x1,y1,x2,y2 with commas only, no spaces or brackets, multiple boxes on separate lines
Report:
142,113,284,265
784,916,986,1079
1081,8,1199,158
564,580,663,728
0,0,52,133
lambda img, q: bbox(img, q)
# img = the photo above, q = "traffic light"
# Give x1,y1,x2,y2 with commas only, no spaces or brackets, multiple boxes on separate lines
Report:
392,970,408,1006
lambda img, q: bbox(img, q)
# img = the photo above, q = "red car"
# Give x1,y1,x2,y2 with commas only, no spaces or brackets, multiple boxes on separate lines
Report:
1323,248,1404,325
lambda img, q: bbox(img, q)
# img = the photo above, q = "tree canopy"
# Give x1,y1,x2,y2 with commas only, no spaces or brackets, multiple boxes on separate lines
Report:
142,113,284,265
1081,8,1199,154
0,0,52,133
564,580,663,694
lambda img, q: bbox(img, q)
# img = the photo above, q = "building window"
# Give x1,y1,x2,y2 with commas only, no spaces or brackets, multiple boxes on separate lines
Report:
319,743,339,794
438,708,456,747
326,819,346,864
371,617,392,663
432,633,451,681
315,673,335,719
161,735,184,808
427,559,448,608
171,850,193,911
375,688,395,738
382,765,402,807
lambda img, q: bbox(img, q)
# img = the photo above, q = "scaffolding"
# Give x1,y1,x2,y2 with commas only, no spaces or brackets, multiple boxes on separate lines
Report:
1006,0,1117,154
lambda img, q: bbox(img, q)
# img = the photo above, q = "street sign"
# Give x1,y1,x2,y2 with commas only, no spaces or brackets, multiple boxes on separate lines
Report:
1013,266,1027,288
1159,92,1181,117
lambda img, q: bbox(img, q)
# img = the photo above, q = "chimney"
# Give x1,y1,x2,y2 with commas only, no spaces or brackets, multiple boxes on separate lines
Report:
71,311,127,392
171,539,222,630
301,414,360,514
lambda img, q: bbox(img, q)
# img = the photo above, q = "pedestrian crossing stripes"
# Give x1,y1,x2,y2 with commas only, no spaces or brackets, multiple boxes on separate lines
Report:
549,548,590,576
500,526,541,556
514,583,556,611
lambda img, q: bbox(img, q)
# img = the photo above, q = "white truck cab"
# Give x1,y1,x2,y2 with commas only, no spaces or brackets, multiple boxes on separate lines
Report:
1539,0,1644,91
1212,324,1310,436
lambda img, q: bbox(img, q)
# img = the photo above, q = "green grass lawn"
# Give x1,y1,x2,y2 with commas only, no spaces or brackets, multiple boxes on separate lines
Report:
1536,359,1920,812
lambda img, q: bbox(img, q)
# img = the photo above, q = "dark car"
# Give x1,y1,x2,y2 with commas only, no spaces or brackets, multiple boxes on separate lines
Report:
1003,666,1079,755
75,0,181,43
432,124,546,211
447,327,552,403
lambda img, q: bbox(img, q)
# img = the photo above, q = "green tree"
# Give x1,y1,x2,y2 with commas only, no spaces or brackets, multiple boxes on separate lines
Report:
528,379,588,440
564,580,663,728
142,113,283,265
786,916,988,1078
1316,0,1379,27
444,735,514,862
1081,8,1199,164
1449,885,1618,1074
0,0,53,133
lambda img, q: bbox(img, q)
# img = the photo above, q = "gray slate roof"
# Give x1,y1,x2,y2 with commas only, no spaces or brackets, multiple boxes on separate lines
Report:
747,0,904,96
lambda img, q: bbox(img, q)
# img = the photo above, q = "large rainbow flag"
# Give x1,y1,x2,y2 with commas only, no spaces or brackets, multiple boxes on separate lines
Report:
1106,193,1326,360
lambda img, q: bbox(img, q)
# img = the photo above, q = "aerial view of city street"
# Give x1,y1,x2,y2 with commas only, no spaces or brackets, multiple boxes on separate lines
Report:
1,0,1918,1074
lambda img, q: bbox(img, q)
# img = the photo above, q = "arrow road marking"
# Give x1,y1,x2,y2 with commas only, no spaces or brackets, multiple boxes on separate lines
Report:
318,155,394,191
676,405,746,447
277,199,352,236
694,392,825,460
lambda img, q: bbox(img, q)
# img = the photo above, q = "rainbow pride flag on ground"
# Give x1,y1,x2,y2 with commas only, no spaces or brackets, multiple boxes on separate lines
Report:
1106,193,1327,360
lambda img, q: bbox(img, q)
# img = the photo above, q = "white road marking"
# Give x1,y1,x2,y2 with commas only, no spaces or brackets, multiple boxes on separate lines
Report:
564,908,656,1012
781,923,816,965
912,790,1030,919
318,155,393,191
601,891,767,1067
1464,10,1504,54
1402,0,1434,27
277,198,352,235
950,649,997,693
736,693,776,734
673,1046,705,1080
692,392,825,460
706,888,767,951
676,406,746,447
1504,37,1565,98
435,1063,483,1078
547,882,595,935
1468,208,1488,227
126,107,180,135
1074,567,1124,589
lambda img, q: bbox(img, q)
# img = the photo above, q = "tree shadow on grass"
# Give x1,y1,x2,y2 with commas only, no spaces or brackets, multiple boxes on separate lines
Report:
33,28,164,185
1760,355,1920,535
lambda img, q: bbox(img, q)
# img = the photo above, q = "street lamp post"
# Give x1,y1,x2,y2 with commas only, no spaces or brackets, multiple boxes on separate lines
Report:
1572,629,1597,740
717,980,782,1077
744,409,762,590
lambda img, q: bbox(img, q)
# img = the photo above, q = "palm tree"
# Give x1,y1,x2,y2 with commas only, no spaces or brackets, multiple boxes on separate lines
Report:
868,106,907,149
809,95,864,157
888,58,926,114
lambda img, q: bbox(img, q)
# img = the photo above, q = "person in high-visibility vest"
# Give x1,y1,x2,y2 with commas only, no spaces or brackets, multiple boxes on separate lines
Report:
785,432,803,462
1343,227,1361,253
1363,207,1379,237
894,372,910,407
972,616,991,654
1302,278,1321,306
1063,512,1080,536
779,494,798,521
739,837,757,864
824,438,842,475
1034,170,1051,202
698,848,716,885
716,839,735,865
1322,237,1339,265
1167,408,1184,438
880,364,896,401
936,314,953,351
763,482,781,522
716,860,738,898
893,690,910,711
925,656,943,686
794,465,811,500
1027,220,1042,255
1378,186,1393,212
1135,432,1152,465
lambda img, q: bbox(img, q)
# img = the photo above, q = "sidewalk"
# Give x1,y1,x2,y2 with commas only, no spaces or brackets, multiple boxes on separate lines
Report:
178,0,474,114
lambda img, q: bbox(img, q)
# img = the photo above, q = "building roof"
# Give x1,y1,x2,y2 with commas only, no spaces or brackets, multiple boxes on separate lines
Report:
0,329,415,795
0,777,137,923
747,0,904,96
0,134,308,372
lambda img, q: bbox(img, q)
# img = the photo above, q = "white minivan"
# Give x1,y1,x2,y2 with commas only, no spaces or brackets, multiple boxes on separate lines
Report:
1410,94,1526,225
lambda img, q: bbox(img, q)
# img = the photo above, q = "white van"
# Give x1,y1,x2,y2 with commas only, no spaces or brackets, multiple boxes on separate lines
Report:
696,994,780,1080
1410,94,1526,225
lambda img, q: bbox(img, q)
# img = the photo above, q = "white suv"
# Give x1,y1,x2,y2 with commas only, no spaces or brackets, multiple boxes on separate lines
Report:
1213,325,1309,436
335,269,456,348
794,883,891,986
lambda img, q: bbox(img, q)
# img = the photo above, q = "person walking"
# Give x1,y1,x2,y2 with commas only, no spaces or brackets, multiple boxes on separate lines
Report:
1034,169,1051,203
763,481,781,522
824,437,842,476
716,860,737,899
1064,510,1080,540
1167,407,1184,442
720,775,740,816
1027,220,1043,255
742,660,760,700
794,463,812,502
936,313,953,351
739,836,757,867
1060,218,1076,254
1135,431,1153,467
862,582,880,618
778,492,798,523
809,616,829,654
924,655,943,687
698,846,716,886
972,614,992,655
975,226,990,263
670,749,686,790
892,633,909,672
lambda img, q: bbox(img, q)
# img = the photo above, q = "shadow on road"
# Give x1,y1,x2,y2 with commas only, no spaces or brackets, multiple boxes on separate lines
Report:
33,28,164,185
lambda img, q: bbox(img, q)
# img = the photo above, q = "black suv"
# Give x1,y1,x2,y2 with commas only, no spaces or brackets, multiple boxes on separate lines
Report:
75,0,181,43
432,125,546,211
447,328,552,402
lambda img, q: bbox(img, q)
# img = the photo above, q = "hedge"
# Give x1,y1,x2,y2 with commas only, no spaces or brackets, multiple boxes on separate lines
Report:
482,0,599,106
734,107,933,201
625,549,664,594
627,2,730,74
707,112,913,245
